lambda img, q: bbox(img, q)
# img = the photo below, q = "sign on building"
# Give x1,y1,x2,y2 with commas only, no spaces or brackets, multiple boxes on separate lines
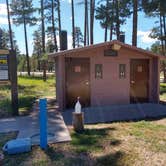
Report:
0,50,9,81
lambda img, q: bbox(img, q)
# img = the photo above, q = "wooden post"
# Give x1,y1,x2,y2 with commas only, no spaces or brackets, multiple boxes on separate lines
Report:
43,60,47,82
72,112,84,132
9,50,19,115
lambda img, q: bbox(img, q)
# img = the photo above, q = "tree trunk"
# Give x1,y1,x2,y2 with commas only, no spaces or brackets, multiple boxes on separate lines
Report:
110,25,113,41
71,0,75,48
23,0,30,76
105,27,107,42
160,13,164,55
86,0,89,45
37,51,41,71
9,50,19,115
84,0,87,46
163,15,166,53
6,0,14,50
43,60,47,82
41,0,45,54
110,0,115,41
159,13,166,82
51,0,58,52
105,0,109,42
57,0,61,50
132,0,138,46
115,0,120,40
90,0,95,45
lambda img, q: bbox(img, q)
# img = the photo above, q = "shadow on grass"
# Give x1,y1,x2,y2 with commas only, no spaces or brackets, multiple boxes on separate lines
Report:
45,145,90,165
71,127,119,153
46,146,64,160
96,151,125,166
19,96,36,115
0,96,36,117
0,99,12,118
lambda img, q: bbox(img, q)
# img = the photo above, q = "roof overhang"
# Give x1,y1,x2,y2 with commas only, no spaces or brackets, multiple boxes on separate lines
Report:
48,40,166,60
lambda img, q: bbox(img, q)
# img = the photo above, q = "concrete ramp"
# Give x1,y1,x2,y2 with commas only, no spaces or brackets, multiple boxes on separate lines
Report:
0,109,71,145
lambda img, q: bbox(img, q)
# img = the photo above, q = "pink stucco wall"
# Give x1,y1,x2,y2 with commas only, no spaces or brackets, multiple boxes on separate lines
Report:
55,45,160,110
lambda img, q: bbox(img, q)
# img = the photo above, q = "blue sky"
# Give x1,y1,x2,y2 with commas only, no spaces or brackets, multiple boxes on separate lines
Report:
0,0,158,56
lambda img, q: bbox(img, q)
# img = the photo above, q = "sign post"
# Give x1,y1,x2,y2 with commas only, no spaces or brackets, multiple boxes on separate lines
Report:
9,50,19,115
0,49,18,115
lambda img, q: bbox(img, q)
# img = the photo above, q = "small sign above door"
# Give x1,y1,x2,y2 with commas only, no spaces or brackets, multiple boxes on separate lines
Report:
104,49,118,57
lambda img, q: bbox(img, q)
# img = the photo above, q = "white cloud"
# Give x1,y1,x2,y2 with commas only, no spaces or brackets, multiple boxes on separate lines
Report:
137,30,158,43
0,4,7,15
0,4,12,25
62,0,71,3
0,17,8,24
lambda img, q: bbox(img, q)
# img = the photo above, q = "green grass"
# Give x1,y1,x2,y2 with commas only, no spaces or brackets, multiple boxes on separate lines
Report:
71,128,110,153
1,119,166,165
128,121,166,153
0,75,55,118
160,83,166,101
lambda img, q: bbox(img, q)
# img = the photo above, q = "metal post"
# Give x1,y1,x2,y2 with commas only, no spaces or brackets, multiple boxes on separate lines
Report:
39,98,47,149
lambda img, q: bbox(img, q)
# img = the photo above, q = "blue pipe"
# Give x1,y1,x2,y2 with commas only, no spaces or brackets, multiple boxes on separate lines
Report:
39,98,47,149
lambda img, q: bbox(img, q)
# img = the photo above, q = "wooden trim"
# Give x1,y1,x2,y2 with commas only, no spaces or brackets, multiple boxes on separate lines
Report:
0,49,9,54
49,40,164,59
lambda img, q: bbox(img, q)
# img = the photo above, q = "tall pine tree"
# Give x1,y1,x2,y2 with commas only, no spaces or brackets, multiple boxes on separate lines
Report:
10,0,37,76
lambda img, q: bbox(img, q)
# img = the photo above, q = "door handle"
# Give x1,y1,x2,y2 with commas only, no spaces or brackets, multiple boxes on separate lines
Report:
131,81,135,84
85,81,89,85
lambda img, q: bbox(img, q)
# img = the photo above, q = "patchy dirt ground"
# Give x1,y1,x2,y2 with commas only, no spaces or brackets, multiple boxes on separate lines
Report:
0,119,166,166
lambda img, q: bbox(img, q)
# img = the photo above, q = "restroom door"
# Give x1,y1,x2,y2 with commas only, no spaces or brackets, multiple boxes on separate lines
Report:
65,58,90,108
130,59,149,103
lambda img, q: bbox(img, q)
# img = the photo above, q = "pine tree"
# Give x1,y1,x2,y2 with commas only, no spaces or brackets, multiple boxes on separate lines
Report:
74,27,84,47
10,0,37,76
78,0,90,46
33,29,42,71
90,0,95,44
44,0,58,52
6,0,14,50
142,0,166,82
96,0,131,41
132,0,137,46
0,28,20,54
71,0,75,48
57,0,61,50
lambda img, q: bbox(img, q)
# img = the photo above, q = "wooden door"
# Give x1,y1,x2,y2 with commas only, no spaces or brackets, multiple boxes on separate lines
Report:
130,59,149,103
65,58,90,108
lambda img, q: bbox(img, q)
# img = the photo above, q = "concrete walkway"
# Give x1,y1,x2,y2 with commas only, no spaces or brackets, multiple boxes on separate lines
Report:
62,103,166,125
0,108,71,145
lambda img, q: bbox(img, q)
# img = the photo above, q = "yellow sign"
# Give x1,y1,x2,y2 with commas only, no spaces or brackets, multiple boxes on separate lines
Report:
0,59,7,64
